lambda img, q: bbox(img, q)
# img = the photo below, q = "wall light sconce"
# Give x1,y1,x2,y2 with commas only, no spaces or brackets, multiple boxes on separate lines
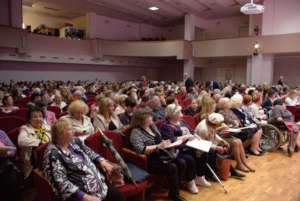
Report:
253,41,260,56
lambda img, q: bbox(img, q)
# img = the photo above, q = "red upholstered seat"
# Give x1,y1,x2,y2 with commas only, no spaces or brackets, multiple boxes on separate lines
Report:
154,119,164,130
6,127,21,148
85,131,149,201
182,98,192,109
47,106,61,118
182,115,196,130
0,116,26,133
14,108,29,121
122,127,133,149
193,112,201,126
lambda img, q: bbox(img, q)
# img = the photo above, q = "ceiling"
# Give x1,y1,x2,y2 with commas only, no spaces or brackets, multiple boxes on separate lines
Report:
22,0,263,26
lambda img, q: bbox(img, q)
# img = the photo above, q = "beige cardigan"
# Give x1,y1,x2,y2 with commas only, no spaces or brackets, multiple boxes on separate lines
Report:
93,113,123,131
18,124,51,178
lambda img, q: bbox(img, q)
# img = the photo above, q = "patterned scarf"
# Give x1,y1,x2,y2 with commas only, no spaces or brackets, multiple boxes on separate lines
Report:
33,124,48,142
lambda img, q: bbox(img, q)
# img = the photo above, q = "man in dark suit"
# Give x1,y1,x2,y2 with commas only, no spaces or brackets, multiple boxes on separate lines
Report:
184,73,194,91
277,76,284,86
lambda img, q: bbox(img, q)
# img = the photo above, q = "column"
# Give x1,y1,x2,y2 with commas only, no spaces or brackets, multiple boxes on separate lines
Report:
246,54,274,86
0,0,22,28
184,14,195,80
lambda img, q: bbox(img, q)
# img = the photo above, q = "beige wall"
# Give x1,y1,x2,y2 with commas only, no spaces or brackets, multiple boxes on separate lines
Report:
194,57,247,84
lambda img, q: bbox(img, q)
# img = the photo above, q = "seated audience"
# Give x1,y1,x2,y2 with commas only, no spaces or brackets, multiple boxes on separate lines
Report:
0,88,4,106
43,118,126,201
36,100,57,126
218,98,255,172
119,96,137,126
182,98,201,116
1,95,19,114
93,97,123,131
62,100,94,141
285,89,299,106
160,104,209,192
136,95,149,109
51,94,67,111
27,92,41,109
115,94,128,116
230,94,263,156
130,107,186,201
18,106,51,178
250,93,267,120
165,95,179,106
269,99,300,156
149,96,165,121
0,129,23,201
262,89,277,111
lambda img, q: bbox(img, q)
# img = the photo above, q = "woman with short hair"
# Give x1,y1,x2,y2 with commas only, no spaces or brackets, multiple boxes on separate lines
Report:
43,118,125,201
130,107,187,201
62,100,94,141
18,106,51,178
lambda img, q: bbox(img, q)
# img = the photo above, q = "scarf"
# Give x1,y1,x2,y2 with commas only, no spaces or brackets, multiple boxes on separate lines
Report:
33,124,48,142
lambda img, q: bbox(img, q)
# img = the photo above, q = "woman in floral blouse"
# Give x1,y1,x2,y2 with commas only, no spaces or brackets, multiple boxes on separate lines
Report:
43,118,125,201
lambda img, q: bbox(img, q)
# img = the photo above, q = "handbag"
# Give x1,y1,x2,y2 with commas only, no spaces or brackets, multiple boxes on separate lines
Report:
156,148,179,164
215,153,231,180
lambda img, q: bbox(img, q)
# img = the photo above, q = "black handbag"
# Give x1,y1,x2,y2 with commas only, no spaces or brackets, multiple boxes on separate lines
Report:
156,148,179,164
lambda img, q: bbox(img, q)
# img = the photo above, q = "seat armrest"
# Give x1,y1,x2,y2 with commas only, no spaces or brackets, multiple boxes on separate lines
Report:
122,148,147,171
33,169,55,201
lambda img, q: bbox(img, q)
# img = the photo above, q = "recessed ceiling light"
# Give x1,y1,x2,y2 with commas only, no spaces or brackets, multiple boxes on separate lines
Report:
148,6,159,11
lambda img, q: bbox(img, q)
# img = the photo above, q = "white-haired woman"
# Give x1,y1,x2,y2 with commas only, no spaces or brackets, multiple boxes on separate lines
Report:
230,94,263,156
160,104,210,193
218,98,255,172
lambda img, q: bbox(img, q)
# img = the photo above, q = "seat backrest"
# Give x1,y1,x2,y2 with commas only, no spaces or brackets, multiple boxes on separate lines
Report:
121,127,133,149
154,119,164,130
7,127,20,148
182,115,196,130
47,106,61,118
286,106,297,116
182,98,192,109
85,131,123,163
36,142,50,170
14,108,29,121
0,116,26,133
193,112,201,126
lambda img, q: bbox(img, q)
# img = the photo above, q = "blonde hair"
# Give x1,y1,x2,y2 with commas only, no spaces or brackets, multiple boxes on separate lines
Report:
218,97,231,110
98,97,115,121
287,89,297,98
230,94,243,108
200,95,216,118
130,107,152,128
116,94,128,105
51,118,71,143
68,100,89,116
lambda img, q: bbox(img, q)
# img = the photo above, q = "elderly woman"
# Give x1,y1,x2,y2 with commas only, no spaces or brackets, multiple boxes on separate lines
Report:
218,98,255,172
270,99,300,156
51,93,67,112
62,100,94,141
0,129,22,201
18,106,51,178
250,93,267,120
130,107,186,201
160,104,210,192
43,118,125,201
1,95,19,114
93,97,123,131
37,100,57,126
230,94,263,156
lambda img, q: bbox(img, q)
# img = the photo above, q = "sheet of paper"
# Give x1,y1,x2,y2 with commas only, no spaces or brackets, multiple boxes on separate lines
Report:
166,140,183,149
225,128,242,133
0,146,16,151
186,139,212,152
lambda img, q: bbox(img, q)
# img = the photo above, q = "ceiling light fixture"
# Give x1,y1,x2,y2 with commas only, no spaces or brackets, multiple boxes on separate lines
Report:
148,6,159,11
241,0,264,15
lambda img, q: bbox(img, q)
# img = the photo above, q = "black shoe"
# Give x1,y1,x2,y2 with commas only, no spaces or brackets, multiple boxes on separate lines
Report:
248,149,264,156
295,145,299,152
168,194,187,201
230,169,246,180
